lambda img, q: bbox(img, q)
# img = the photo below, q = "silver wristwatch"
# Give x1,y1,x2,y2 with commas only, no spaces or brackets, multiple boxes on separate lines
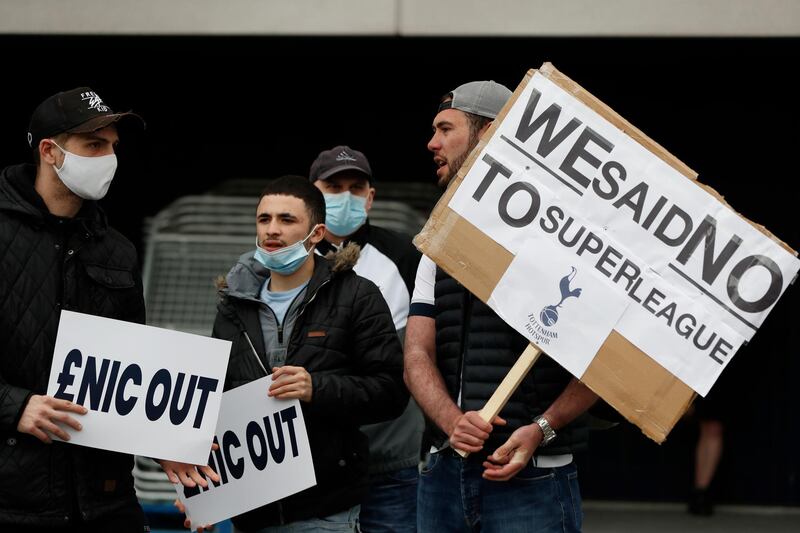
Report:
533,415,556,447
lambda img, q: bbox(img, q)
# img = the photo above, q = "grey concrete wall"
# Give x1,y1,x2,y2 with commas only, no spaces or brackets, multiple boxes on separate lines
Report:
1,0,798,36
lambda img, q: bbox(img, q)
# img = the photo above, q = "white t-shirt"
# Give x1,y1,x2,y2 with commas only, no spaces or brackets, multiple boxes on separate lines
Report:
409,254,437,318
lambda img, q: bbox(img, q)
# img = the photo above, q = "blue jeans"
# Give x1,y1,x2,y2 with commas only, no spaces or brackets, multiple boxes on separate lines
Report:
240,505,360,532
360,465,419,532
417,452,582,533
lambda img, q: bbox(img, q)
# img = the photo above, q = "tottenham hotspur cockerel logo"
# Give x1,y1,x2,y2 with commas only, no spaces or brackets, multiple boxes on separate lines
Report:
540,267,582,327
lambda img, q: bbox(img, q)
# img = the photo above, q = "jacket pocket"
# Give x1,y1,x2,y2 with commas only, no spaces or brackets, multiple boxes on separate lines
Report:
84,264,136,289
0,435,53,513
81,263,141,319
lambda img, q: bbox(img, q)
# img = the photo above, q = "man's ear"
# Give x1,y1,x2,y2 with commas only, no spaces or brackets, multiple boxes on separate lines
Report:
309,223,327,245
40,139,60,166
364,187,376,213
478,120,493,137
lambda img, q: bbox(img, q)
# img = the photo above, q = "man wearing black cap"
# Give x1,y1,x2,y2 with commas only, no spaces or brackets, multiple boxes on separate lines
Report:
310,146,423,532
404,81,598,532
0,88,152,531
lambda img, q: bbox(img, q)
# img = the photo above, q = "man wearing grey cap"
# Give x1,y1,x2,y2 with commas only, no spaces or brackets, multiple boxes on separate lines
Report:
404,81,597,532
0,88,153,530
310,145,424,533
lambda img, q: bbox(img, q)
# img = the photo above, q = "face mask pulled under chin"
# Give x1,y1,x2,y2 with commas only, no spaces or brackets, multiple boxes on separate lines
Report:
253,225,319,275
51,141,118,200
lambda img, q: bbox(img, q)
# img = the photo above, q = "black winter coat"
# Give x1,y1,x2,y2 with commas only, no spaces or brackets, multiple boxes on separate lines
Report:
0,164,145,526
212,245,407,530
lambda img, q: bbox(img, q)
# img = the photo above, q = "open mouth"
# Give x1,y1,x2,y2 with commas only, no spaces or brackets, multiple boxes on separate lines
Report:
262,240,284,251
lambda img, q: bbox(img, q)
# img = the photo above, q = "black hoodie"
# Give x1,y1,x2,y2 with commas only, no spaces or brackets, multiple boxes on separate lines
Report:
0,163,145,526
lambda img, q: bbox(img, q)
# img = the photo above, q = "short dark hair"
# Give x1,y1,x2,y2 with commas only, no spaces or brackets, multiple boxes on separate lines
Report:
465,112,491,142
259,175,326,228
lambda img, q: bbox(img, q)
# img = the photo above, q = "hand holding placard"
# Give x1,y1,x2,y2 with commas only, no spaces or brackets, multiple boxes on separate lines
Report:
16,395,87,444
268,365,312,402
177,376,316,529
46,311,230,464
159,441,221,489
416,64,800,442
453,344,541,458
449,411,506,455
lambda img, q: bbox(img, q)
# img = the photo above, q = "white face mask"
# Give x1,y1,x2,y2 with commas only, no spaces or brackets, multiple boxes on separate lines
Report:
51,141,117,200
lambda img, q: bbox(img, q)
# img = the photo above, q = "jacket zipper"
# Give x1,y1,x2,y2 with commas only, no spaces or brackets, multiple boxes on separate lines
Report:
239,277,331,374
277,279,328,526
267,285,312,354
267,281,319,528
284,278,331,354
456,290,473,409
231,275,331,525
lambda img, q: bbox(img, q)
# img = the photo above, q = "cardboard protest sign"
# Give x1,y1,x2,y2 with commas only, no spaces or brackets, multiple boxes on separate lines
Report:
177,376,316,529
46,311,230,463
415,63,799,442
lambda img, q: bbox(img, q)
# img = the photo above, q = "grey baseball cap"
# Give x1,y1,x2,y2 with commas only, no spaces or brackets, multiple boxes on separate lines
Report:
438,80,512,120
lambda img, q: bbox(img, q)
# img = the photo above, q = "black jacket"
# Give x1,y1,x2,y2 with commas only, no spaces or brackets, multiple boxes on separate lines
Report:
212,244,407,530
317,221,425,474
0,164,145,526
429,270,589,457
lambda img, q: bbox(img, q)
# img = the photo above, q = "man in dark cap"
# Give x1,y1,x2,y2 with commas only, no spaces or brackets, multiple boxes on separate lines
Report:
310,146,423,532
0,87,152,531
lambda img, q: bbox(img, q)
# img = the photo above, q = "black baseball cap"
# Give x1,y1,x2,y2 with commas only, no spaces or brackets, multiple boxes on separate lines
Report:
27,87,144,149
309,145,373,183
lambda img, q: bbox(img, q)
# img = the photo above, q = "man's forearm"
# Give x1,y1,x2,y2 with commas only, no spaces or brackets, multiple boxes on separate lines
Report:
542,377,598,430
404,349,461,435
403,316,461,435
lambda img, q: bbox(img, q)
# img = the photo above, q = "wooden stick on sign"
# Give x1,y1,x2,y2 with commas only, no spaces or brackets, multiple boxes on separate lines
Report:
455,343,542,458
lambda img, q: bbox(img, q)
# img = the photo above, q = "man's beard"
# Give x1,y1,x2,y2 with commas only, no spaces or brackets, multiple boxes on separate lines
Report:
438,131,481,189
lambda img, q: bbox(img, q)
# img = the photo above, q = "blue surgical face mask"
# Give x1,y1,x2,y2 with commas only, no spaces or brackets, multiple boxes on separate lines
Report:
323,192,368,237
254,225,318,275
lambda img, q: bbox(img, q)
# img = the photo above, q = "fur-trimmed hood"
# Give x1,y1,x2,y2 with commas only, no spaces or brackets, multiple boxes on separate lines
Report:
216,241,360,294
322,241,360,273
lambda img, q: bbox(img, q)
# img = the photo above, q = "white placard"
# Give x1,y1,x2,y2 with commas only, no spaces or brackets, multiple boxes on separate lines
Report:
446,70,800,395
46,311,230,464
177,376,316,529
614,266,746,396
450,72,800,342
489,234,630,378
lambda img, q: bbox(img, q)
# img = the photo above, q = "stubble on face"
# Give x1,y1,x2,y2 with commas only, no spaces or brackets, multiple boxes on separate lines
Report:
440,128,482,189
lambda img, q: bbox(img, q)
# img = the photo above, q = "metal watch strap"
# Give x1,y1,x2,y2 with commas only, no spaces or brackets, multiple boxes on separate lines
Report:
534,415,556,447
